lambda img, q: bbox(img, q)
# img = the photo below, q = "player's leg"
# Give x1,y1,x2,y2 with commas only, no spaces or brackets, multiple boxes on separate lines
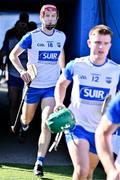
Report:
34,97,55,176
20,87,40,126
88,152,99,180
21,102,38,125
87,131,99,179
65,125,91,180
18,102,38,143
67,138,90,180
18,87,39,142
38,97,55,156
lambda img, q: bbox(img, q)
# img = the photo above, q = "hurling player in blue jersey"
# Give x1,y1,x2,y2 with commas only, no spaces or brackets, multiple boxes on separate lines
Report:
96,92,120,180
9,4,66,177
54,24,120,180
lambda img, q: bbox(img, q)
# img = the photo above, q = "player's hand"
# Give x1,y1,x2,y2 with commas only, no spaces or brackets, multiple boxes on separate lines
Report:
20,70,31,85
107,169,120,180
54,104,66,112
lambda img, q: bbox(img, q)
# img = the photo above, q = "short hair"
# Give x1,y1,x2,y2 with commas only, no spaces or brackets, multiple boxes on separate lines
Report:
89,24,113,38
40,4,59,17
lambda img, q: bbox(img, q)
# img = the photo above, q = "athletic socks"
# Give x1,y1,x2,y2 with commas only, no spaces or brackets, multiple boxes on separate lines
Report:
20,121,29,131
36,156,45,166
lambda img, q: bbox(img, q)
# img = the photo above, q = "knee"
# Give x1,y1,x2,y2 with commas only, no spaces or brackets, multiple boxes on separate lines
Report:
74,165,89,179
21,115,30,124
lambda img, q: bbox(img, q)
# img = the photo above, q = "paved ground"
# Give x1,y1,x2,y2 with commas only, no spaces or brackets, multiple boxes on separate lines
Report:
0,82,72,166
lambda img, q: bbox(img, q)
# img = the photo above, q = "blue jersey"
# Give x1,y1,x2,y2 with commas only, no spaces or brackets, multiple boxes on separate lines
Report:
19,28,66,88
64,56,120,132
106,91,120,125
107,92,120,156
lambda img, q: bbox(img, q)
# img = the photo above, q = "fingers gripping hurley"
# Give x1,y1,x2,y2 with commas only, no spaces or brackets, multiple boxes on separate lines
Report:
47,108,76,133
11,64,37,133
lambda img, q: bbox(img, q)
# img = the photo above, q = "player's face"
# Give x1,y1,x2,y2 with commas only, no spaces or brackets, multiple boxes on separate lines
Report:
41,10,58,30
87,33,112,60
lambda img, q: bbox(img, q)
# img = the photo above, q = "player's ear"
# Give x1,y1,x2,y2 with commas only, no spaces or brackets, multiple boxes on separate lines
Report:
39,14,43,22
87,39,91,48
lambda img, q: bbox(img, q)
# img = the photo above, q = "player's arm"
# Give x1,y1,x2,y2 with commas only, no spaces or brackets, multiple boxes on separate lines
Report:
101,94,112,115
9,43,26,73
58,49,65,72
55,60,74,111
54,74,71,111
95,115,118,174
9,43,31,84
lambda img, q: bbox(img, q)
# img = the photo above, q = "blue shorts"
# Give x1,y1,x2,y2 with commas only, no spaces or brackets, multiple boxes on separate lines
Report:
8,74,24,87
65,125,97,154
24,86,55,104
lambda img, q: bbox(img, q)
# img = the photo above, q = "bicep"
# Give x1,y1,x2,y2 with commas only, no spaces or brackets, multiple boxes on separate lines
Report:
57,74,71,89
58,49,65,69
10,43,25,57
59,49,65,60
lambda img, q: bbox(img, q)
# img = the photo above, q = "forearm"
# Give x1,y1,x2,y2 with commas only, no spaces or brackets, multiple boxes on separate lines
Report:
9,45,26,74
55,83,66,106
10,55,25,74
59,49,65,71
96,132,116,173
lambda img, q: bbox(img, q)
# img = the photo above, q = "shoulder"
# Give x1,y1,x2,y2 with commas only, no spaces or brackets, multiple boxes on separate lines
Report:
22,28,41,40
107,58,120,67
54,29,65,35
74,56,89,65
29,28,41,35
54,29,66,38
66,56,89,67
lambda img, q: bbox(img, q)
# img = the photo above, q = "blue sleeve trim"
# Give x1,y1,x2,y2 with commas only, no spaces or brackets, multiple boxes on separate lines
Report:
106,92,120,124
19,32,32,49
64,60,74,81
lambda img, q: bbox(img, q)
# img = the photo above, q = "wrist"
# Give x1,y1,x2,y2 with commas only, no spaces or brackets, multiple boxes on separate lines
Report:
19,69,25,75
61,68,64,73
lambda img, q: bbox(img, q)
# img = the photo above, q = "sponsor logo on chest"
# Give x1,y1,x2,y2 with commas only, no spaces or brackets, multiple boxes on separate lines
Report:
80,85,110,101
38,51,60,61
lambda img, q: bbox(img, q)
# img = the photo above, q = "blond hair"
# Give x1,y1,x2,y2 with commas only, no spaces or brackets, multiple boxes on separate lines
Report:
89,24,113,38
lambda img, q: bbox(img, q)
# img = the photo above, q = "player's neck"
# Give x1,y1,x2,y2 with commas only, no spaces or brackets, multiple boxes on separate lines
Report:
89,55,107,65
41,26,54,35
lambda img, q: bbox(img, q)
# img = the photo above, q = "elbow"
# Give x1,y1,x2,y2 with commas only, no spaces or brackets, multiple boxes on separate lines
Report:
95,127,110,147
95,127,105,144
9,50,16,62
9,52,12,61
9,51,13,61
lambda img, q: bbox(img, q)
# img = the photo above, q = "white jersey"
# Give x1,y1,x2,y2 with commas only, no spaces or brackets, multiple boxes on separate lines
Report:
64,56,120,132
19,28,66,88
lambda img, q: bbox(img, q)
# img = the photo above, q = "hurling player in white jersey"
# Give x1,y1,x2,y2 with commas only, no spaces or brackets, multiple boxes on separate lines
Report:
54,25,120,180
96,91,120,180
9,4,66,177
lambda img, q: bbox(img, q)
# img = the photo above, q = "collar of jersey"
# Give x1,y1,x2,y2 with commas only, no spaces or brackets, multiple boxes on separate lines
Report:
40,28,55,36
90,58,108,67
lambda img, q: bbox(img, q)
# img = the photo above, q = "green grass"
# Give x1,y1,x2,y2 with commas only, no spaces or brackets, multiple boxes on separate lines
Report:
0,164,106,180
